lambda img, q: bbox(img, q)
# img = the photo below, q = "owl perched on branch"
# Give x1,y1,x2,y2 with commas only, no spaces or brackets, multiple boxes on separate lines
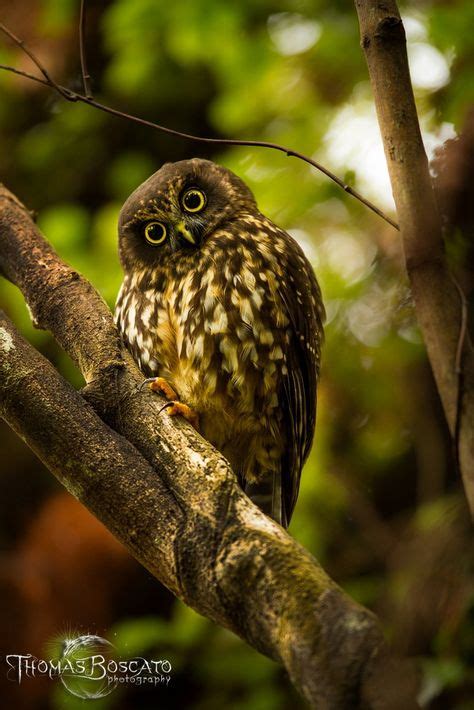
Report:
115,159,324,528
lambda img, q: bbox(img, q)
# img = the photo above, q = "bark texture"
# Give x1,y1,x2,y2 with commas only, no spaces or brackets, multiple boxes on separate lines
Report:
355,0,474,515
0,184,419,708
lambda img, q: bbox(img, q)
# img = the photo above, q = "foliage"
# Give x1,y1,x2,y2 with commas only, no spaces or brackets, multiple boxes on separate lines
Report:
0,0,473,708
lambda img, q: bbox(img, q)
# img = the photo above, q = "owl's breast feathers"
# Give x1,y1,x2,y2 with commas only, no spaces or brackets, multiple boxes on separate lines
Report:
115,212,324,525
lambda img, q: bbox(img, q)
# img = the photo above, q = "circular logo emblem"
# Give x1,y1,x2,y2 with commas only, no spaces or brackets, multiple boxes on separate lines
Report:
60,635,117,700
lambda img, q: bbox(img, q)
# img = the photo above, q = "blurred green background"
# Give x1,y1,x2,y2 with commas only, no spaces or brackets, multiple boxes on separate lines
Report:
0,0,473,708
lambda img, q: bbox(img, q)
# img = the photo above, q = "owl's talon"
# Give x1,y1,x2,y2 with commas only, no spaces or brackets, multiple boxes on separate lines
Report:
146,377,199,429
140,376,179,400
158,400,200,432
137,377,158,393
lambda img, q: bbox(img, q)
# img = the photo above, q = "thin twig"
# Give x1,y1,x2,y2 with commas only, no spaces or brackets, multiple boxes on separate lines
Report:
0,23,74,100
0,22,399,230
449,272,469,472
79,0,92,98
0,64,49,87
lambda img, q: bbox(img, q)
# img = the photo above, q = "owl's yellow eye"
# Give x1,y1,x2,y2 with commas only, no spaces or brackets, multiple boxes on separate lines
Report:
182,188,206,213
144,221,167,245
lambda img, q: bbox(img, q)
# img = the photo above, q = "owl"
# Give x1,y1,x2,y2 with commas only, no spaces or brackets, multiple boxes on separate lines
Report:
115,158,324,528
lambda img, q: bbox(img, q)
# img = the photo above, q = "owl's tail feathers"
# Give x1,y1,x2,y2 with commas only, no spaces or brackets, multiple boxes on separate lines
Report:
243,472,288,529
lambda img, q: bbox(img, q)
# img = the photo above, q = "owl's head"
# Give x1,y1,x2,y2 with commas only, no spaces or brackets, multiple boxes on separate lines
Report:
118,158,257,272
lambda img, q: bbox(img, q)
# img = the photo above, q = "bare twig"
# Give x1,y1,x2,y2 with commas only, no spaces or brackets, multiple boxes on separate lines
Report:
0,22,398,230
0,63,48,87
79,0,93,98
0,23,74,100
450,273,469,473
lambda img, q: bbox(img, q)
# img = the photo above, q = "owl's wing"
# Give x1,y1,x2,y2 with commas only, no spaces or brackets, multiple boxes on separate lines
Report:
277,238,324,527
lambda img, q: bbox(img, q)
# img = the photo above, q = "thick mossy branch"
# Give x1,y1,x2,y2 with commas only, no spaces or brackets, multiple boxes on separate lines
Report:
0,184,419,708
355,0,474,516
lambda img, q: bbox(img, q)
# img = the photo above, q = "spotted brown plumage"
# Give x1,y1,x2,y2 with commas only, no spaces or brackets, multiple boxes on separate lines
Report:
115,158,324,528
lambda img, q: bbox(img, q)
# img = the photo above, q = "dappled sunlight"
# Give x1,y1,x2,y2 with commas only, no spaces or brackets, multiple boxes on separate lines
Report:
322,97,395,210
408,42,451,91
346,284,399,347
322,95,456,210
318,229,376,286
267,13,322,56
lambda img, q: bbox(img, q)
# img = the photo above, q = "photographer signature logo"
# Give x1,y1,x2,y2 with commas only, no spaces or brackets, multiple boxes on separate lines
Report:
6,634,171,699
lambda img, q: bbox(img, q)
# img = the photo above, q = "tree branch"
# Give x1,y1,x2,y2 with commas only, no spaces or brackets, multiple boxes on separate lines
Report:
0,184,419,707
354,0,474,516
0,309,180,591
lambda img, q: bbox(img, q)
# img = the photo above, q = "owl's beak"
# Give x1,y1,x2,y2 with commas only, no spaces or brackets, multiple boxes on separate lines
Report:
175,220,197,246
